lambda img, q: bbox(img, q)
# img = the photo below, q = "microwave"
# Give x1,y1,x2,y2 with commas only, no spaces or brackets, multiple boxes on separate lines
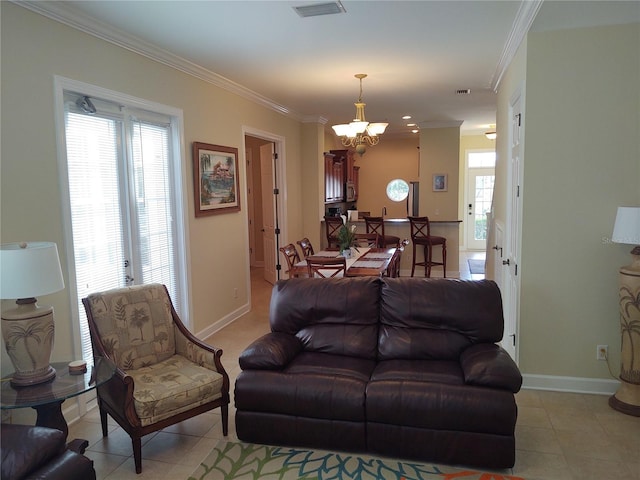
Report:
345,181,356,202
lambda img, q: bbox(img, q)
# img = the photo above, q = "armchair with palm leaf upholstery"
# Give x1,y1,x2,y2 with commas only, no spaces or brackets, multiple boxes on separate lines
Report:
82,283,229,474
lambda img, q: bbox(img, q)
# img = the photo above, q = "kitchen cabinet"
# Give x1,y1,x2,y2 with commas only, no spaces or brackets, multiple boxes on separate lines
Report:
352,166,360,201
326,149,358,203
324,152,344,203
331,150,356,182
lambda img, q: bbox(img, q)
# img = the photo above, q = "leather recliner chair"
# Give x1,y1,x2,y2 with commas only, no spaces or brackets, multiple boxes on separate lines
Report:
1,424,96,480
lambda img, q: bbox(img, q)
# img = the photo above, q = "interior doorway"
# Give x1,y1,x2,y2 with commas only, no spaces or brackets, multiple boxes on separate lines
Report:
243,129,286,289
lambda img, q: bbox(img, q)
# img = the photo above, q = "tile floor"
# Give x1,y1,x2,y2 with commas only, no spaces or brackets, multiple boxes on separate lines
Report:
30,253,640,478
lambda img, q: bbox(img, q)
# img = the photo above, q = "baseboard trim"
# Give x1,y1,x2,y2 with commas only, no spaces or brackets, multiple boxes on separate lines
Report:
522,373,620,396
196,302,251,340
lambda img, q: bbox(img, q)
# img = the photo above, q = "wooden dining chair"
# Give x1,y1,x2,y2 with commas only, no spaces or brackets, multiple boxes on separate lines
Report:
296,238,315,258
386,238,410,278
324,216,344,249
279,243,308,278
306,256,346,278
364,216,400,248
353,233,380,248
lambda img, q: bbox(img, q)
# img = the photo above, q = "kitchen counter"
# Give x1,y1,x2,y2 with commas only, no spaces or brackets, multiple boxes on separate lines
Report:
320,218,462,277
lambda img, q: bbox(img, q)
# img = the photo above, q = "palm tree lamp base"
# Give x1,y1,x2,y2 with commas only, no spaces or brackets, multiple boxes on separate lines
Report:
2,299,57,387
610,250,640,416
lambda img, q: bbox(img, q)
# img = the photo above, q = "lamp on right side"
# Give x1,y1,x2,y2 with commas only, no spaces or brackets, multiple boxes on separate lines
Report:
610,206,640,416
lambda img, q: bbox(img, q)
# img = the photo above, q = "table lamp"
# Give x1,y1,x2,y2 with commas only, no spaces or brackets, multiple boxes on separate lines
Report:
610,206,640,416
1,242,65,386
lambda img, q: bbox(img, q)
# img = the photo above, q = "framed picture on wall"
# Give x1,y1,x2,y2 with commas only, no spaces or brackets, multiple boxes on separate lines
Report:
432,174,448,192
192,142,240,217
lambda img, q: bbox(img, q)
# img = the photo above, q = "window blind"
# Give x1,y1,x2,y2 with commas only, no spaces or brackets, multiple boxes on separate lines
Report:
63,92,183,364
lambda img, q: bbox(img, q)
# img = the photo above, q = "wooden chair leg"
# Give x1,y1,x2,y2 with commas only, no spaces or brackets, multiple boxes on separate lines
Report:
133,437,142,474
221,404,229,436
99,402,108,437
411,243,417,277
426,244,432,277
442,242,447,278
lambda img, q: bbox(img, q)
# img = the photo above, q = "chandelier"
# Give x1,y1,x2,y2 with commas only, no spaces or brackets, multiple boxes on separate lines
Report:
332,74,388,155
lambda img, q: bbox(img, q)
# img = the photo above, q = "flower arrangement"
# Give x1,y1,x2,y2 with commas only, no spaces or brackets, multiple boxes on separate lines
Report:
337,223,358,255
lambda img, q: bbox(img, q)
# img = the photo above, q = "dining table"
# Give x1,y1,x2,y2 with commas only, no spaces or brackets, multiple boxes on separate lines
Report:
296,247,397,277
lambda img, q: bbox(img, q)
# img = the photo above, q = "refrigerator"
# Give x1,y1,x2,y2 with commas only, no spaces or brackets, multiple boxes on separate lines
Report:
407,181,419,216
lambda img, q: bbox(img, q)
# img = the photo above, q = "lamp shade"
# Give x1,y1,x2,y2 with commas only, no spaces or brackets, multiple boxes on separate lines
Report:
0,242,65,299
612,207,640,245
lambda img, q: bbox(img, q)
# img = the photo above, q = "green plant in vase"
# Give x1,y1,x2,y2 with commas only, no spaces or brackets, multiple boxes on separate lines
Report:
338,223,358,257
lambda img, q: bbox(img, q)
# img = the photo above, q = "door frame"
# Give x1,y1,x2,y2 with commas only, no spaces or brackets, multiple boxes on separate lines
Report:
464,150,496,251
242,127,287,288
502,85,525,363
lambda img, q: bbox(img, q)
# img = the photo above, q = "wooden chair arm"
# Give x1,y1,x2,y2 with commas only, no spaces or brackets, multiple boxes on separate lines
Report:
97,366,141,427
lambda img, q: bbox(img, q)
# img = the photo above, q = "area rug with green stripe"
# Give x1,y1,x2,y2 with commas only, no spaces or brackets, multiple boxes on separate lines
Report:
187,441,524,480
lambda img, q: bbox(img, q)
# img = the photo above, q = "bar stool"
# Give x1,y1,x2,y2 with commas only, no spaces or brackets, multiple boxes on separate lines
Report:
364,216,400,247
408,216,446,277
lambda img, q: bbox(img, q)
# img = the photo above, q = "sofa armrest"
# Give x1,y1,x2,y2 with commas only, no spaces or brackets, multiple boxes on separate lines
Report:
1,424,66,480
239,332,303,370
460,343,523,393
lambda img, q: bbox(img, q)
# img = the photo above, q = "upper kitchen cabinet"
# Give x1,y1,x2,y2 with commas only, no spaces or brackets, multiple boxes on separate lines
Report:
325,149,358,203
324,152,344,203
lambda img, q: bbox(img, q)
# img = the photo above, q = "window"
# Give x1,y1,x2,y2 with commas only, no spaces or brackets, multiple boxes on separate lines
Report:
466,150,496,248
386,179,409,202
57,79,188,365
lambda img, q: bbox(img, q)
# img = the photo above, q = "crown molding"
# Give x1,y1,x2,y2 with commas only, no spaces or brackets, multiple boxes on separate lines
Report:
14,0,303,120
302,115,329,125
491,0,544,92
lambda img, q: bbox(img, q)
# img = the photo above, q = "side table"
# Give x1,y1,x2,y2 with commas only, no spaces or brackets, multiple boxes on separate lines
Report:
1,357,115,451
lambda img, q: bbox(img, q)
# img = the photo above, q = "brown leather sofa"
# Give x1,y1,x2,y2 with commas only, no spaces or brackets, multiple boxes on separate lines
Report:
1,424,96,480
235,277,522,469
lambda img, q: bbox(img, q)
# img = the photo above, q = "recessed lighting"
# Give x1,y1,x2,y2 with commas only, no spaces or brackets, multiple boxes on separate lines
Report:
411,129,419,134
407,123,416,127
402,115,412,120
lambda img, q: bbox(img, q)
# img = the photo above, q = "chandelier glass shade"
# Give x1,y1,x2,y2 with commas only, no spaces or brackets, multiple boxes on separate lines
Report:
332,74,388,155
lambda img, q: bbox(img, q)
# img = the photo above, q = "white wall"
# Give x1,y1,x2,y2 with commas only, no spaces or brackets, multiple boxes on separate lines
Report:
495,21,640,384
0,3,308,373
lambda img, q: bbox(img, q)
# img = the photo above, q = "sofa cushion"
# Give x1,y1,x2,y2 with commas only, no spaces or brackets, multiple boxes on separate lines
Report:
235,352,375,421
269,277,381,359
127,354,224,426
379,278,504,360
370,359,464,385
366,380,517,436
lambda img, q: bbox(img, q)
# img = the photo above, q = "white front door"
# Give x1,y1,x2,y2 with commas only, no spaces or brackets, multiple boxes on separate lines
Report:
260,143,277,284
502,90,524,362
466,167,495,250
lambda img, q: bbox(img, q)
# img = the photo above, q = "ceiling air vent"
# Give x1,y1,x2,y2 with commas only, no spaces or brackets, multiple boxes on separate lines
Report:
456,89,471,95
293,1,346,18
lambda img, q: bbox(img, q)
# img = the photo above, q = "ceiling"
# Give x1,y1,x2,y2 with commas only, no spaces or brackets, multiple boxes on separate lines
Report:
19,1,640,137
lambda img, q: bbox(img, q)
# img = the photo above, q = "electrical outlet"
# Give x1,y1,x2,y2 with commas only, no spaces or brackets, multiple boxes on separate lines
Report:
233,288,238,299
597,345,608,361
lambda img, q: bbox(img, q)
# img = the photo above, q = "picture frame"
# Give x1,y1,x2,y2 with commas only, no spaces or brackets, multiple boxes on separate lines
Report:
192,142,240,217
432,173,448,192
